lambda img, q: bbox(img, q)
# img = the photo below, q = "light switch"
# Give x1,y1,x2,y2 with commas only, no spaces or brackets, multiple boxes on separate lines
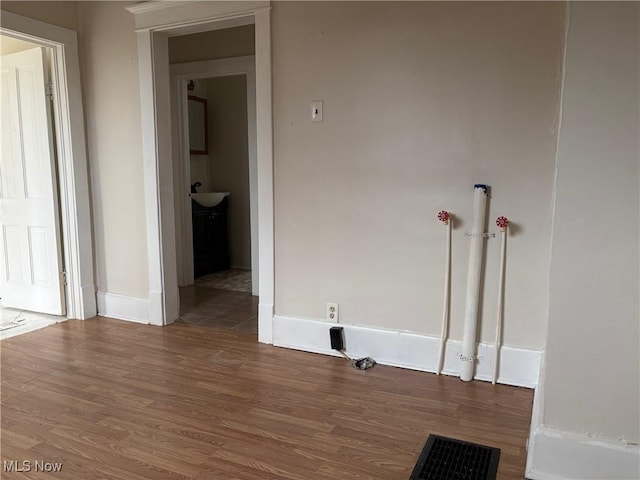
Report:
311,101,323,122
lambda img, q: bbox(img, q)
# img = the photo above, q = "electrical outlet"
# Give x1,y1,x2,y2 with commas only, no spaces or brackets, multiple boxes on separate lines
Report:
326,303,339,323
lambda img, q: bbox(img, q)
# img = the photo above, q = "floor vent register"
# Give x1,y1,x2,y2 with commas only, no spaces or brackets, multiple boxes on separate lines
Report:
409,434,500,480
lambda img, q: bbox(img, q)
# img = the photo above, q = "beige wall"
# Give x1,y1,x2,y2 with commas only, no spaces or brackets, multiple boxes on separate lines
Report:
206,75,251,270
168,24,254,64
541,2,639,443
6,2,569,353
272,1,565,348
77,1,149,298
1,1,78,30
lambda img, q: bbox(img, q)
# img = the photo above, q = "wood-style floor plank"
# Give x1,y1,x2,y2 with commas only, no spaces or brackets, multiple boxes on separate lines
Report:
1,318,533,479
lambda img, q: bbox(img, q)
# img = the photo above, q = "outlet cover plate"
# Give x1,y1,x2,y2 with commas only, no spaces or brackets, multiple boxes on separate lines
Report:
326,303,339,322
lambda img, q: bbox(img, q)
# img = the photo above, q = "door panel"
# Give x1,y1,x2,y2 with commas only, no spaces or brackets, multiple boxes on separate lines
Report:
0,47,65,315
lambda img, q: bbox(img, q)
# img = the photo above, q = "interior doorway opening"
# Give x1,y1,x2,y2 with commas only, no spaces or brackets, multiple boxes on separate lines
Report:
128,2,273,343
187,74,254,279
171,57,258,293
0,11,96,330
0,10,96,330
169,27,258,335
178,71,258,335
0,36,67,338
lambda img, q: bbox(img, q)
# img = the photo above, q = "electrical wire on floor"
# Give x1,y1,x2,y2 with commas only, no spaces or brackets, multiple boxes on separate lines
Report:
339,350,376,370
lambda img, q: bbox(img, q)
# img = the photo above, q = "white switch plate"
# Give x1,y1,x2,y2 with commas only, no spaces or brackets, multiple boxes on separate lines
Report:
311,101,323,122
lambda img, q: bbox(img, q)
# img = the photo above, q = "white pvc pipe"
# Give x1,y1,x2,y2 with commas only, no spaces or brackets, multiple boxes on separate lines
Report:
460,184,488,382
492,217,508,384
436,211,452,375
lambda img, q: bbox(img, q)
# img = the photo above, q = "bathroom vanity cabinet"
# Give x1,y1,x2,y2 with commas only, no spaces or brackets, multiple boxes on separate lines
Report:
192,197,229,277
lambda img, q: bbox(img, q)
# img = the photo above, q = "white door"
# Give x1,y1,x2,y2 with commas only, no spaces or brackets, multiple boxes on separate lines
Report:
0,47,65,315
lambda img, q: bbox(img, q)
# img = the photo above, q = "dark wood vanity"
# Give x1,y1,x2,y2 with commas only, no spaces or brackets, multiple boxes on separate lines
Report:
192,196,229,277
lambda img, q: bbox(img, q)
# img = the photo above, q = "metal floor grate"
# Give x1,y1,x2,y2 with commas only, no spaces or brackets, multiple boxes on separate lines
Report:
409,435,500,480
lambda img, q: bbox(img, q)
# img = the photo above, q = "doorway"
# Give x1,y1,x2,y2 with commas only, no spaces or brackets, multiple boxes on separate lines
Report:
0,36,66,337
170,56,258,296
128,2,274,343
172,61,258,335
0,12,95,334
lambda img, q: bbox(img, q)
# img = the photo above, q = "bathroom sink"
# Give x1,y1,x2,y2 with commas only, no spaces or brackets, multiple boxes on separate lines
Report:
191,192,230,208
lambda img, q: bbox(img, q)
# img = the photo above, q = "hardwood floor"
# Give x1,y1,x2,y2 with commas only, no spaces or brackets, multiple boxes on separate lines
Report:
1,318,533,479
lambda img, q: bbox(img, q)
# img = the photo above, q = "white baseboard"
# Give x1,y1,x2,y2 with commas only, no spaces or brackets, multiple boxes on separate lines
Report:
526,358,640,479
96,291,149,324
526,352,547,476
527,427,640,479
273,315,541,388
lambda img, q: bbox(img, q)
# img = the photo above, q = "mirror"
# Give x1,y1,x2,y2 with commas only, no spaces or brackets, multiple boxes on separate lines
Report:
188,95,208,154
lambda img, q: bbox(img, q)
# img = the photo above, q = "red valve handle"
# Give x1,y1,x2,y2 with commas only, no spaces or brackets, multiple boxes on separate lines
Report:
496,216,509,230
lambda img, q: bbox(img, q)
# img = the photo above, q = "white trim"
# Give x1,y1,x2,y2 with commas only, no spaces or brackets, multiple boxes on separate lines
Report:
126,2,268,34
526,427,640,480
129,3,274,340
0,11,96,320
170,56,258,295
170,70,194,287
125,1,193,15
135,29,179,327
254,7,274,343
96,292,149,324
259,302,274,343
273,315,541,388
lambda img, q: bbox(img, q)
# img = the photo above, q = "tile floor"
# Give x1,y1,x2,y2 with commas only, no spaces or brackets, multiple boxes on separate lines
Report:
0,305,65,340
194,269,252,293
178,277,258,335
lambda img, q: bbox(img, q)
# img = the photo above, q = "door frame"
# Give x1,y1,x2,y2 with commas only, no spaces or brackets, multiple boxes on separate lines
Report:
0,11,97,320
170,56,258,295
127,2,274,343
